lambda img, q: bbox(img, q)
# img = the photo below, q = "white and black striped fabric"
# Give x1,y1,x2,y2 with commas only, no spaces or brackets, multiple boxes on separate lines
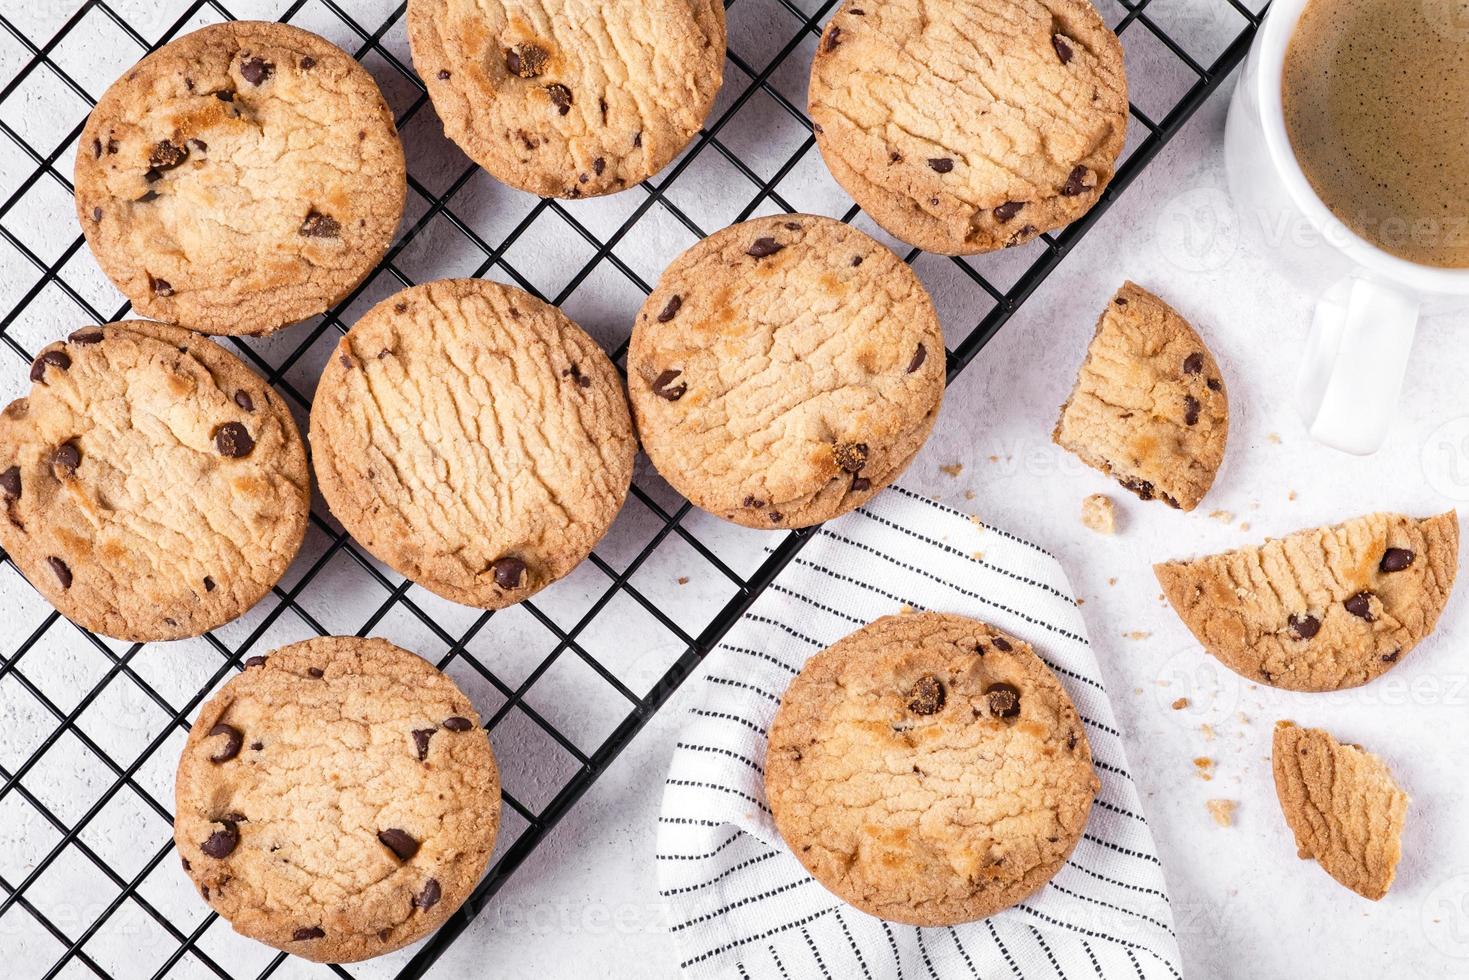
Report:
657,485,1182,979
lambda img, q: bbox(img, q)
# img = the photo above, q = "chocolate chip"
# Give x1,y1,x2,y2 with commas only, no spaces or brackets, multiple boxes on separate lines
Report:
562,364,592,388
1005,224,1038,247
47,556,71,589
1288,613,1320,640
232,390,255,414
136,189,160,203
927,157,954,174
442,716,473,732
907,344,927,373
201,820,239,858
592,157,605,176
91,138,102,159
768,511,783,523
1184,395,1201,427
1115,296,1128,306
1119,476,1155,502
1183,352,1204,375
106,137,119,154
851,255,864,266
29,349,71,383
1207,378,1222,392
985,681,1022,718
250,741,263,751
239,57,274,86
150,275,174,297
823,25,843,52
52,442,80,477
378,828,420,862
299,56,316,70
91,207,103,222
149,139,188,171
1380,548,1415,573
414,878,442,910
784,221,802,231
0,466,19,501
245,655,267,668
991,635,1012,652
906,675,946,715
742,496,766,509
1060,165,1092,196
412,728,434,761
300,210,341,238
994,201,1025,222
507,43,549,78
1344,591,1377,622
851,475,871,493
747,237,784,259
833,441,869,473
657,295,682,323
652,369,687,401
208,723,243,763
1381,649,1401,663
215,90,234,103
437,69,451,80
1066,731,1078,751
633,131,642,148
1053,35,1074,64
546,83,573,115
292,927,325,941
214,422,254,458
203,576,216,592
492,556,526,590
307,667,324,678
68,328,104,345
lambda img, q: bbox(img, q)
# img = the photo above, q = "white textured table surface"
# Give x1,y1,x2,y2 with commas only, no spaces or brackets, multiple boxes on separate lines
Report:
423,85,1469,980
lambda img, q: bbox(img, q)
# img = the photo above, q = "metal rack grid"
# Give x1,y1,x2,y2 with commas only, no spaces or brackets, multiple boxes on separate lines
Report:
0,1,1261,977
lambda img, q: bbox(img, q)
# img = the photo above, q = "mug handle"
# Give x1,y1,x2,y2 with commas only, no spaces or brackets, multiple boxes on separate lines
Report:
1295,276,1419,456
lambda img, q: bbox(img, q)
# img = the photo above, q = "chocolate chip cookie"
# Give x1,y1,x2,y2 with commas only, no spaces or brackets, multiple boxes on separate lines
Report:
310,279,635,609
408,0,726,198
174,636,500,962
0,322,309,641
765,612,1099,926
628,215,944,530
809,0,1128,254
1272,721,1407,900
75,21,407,336
1054,282,1228,511
1156,511,1459,692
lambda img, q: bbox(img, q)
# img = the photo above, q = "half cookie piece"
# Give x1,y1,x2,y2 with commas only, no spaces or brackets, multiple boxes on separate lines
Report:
1055,282,1228,511
628,214,945,529
175,637,501,961
765,613,1098,926
1156,511,1459,691
1272,721,1408,901
0,322,310,641
311,279,635,609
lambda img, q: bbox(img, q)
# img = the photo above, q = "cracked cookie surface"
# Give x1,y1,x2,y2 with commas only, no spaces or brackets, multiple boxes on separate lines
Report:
1271,721,1407,900
75,21,407,336
0,321,309,641
628,214,944,530
1054,282,1228,511
408,0,725,198
765,612,1098,925
311,278,635,609
174,636,500,962
1156,511,1459,692
809,0,1128,254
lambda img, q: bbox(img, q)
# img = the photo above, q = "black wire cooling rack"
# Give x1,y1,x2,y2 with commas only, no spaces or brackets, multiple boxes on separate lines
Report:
0,1,1261,977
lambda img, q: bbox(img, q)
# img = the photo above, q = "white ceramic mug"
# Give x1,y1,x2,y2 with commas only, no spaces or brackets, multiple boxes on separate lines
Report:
1224,0,1469,456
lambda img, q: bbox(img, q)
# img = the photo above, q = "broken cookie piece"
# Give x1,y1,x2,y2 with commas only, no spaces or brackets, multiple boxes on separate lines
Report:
1271,721,1407,900
1080,493,1116,534
1054,282,1228,512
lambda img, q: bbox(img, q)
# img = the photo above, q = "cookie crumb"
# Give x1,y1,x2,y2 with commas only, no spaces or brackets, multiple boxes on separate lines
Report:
1194,757,1215,781
1171,697,1190,710
1206,799,1237,827
1107,577,1118,587
1080,494,1115,535
1208,509,1235,523
677,576,689,585
971,551,985,561
964,489,976,500
1200,723,1216,741
1123,630,1151,641
1288,490,1298,502
1268,432,1282,444
940,463,964,478
1239,521,1251,532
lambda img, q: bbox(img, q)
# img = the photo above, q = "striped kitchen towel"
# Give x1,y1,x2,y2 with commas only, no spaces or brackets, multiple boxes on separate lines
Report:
656,485,1182,979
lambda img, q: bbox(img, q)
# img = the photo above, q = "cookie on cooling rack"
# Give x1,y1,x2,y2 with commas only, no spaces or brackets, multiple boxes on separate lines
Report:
809,0,1128,254
765,612,1099,925
75,21,406,336
0,321,309,641
408,0,726,197
175,636,500,962
627,214,944,530
310,278,635,609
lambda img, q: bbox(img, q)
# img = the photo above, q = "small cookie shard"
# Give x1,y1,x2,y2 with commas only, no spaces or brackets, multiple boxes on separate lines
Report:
809,0,1127,254
1155,512,1458,692
174,637,501,961
1271,721,1407,900
765,613,1098,925
310,279,635,609
628,214,945,529
1080,493,1116,534
1054,283,1228,512
408,0,725,198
